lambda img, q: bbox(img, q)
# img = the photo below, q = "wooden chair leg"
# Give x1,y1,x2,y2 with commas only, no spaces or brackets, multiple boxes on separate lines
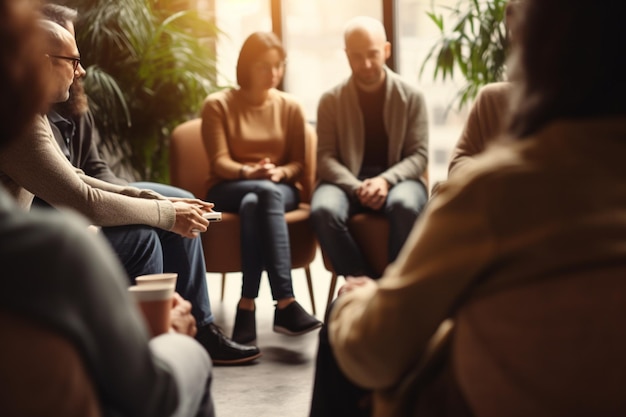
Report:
220,273,226,301
326,272,338,315
304,265,316,316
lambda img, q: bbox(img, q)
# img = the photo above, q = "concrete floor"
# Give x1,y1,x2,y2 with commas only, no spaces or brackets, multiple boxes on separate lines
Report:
206,249,338,417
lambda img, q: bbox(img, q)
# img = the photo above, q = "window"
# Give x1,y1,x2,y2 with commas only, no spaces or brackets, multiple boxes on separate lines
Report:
281,0,381,120
212,0,273,87
203,0,471,185
396,0,467,185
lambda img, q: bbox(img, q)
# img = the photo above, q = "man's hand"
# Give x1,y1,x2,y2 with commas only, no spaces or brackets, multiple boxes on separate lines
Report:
356,176,389,210
170,201,209,238
167,197,214,211
337,276,378,296
170,293,197,337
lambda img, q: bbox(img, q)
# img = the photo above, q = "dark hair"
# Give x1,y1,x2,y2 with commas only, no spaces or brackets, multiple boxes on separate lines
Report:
509,0,626,138
236,31,285,89
41,3,78,27
0,0,46,147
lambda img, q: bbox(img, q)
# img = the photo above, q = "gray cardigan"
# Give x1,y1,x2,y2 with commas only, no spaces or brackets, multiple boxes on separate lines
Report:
316,67,429,195
0,114,175,229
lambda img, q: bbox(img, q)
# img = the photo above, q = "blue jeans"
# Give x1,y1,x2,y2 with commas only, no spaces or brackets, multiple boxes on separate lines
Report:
102,182,214,327
310,180,427,277
206,180,299,300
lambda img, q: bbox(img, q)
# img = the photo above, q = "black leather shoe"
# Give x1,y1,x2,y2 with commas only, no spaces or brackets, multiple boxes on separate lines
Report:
196,323,261,365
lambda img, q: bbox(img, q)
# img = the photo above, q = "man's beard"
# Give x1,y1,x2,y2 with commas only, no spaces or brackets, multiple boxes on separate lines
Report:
54,79,89,118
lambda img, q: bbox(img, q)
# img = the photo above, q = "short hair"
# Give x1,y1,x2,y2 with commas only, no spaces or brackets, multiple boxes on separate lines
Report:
0,0,47,146
509,0,626,138
236,32,286,90
41,3,78,28
38,19,72,56
42,3,89,117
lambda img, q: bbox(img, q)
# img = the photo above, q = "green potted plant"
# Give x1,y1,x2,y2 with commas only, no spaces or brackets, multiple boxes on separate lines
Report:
421,0,510,110
61,0,220,182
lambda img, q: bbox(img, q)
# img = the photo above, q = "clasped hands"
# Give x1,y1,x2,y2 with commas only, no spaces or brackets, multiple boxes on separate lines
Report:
356,176,389,210
241,157,285,182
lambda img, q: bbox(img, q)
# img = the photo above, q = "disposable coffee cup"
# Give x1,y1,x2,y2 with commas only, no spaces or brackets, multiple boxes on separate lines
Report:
128,284,175,337
135,273,178,288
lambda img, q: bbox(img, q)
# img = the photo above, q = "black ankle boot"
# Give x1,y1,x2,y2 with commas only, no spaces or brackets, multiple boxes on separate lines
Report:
274,301,322,336
232,307,256,344
196,323,261,365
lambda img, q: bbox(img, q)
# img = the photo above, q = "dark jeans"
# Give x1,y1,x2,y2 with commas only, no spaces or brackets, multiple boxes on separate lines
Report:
310,304,472,417
102,182,214,327
206,179,299,300
31,183,214,327
310,180,428,278
309,302,371,417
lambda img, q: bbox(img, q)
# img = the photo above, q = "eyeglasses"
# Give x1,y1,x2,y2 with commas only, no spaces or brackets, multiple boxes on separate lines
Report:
48,54,81,71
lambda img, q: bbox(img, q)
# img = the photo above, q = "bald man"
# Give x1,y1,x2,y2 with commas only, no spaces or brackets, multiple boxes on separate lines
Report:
310,16,429,279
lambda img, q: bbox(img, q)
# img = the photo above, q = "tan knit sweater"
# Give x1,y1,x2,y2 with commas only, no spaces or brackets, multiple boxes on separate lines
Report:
330,116,626,416
201,88,306,194
0,114,175,229
448,82,513,177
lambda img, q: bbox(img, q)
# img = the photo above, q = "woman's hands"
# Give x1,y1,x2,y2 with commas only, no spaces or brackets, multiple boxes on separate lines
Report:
241,157,285,182
169,198,214,238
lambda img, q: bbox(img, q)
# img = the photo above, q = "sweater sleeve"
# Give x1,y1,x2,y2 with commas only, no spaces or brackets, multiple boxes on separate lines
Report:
379,83,429,186
201,93,243,180
448,82,512,177
0,116,175,230
278,98,305,183
316,90,362,194
328,175,496,390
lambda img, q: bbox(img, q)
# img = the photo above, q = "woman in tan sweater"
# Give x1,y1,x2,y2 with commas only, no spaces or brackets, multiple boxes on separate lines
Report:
201,32,321,345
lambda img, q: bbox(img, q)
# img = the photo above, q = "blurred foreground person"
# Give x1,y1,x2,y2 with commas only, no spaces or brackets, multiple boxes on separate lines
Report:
37,3,260,365
0,10,214,417
311,1,626,416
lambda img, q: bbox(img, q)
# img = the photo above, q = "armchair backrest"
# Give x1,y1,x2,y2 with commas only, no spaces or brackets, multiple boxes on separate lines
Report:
169,119,211,199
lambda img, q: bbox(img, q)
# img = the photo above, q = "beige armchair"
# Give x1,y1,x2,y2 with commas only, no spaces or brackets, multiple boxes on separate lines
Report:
322,173,429,313
169,119,318,314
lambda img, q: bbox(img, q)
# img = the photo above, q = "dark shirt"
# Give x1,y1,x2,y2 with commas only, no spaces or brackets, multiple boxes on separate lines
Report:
47,110,127,186
356,83,388,179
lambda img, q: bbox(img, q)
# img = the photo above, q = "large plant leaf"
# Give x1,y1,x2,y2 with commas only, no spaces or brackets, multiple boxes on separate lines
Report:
59,0,220,181
421,0,509,110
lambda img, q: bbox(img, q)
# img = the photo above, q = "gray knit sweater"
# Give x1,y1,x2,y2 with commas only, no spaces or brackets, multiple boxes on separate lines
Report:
0,114,175,229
